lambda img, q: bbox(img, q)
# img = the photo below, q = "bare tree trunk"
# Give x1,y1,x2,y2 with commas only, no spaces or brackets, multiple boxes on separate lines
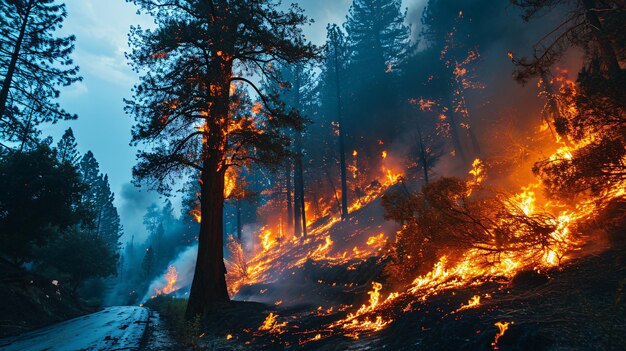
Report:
333,46,349,219
285,162,293,230
446,98,467,164
415,116,430,184
293,159,302,237
296,151,307,238
236,199,242,242
0,5,31,120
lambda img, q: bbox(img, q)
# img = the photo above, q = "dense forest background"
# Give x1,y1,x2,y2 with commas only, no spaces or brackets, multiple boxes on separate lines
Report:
1,0,623,317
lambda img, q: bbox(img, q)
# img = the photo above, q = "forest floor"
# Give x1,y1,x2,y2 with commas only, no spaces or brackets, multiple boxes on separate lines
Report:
2,249,623,350
182,248,625,351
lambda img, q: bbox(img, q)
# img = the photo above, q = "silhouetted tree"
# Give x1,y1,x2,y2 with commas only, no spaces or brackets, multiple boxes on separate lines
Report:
320,24,350,219
0,145,87,262
126,0,317,317
55,128,80,166
512,0,623,80
40,226,118,293
79,151,123,252
0,0,80,145
343,0,411,156
141,245,155,281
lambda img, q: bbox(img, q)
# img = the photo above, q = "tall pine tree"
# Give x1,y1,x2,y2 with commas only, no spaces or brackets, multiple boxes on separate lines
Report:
126,0,317,317
343,0,411,162
0,0,80,145
56,128,80,166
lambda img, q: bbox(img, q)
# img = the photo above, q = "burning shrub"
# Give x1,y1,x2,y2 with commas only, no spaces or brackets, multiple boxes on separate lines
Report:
533,71,626,199
225,236,249,296
382,177,557,284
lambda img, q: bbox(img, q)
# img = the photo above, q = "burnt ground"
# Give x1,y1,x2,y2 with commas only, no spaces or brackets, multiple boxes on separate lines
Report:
187,249,626,351
0,259,94,338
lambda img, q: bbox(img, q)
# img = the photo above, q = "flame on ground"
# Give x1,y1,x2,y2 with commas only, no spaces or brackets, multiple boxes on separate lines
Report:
154,265,179,296
491,321,511,349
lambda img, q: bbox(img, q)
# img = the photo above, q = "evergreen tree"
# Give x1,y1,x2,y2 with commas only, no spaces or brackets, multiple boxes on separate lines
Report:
55,128,80,166
320,24,350,219
96,175,122,252
343,0,411,164
140,245,154,281
0,145,87,262
126,0,317,317
161,199,176,231
345,0,410,73
0,0,80,144
79,151,100,212
78,151,122,252
142,203,161,237
264,63,316,238
40,226,118,293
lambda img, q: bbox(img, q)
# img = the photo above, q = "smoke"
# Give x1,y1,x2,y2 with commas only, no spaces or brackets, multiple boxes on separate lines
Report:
118,182,160,243
141,244,198,302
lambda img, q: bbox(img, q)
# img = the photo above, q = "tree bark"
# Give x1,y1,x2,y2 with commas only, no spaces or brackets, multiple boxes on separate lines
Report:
0,4,31,120
186,64,232,317
186,160,230,318
236,199,242,242
285,162,293,230
332,44,349,219
295,146,307,238
415,115,429,184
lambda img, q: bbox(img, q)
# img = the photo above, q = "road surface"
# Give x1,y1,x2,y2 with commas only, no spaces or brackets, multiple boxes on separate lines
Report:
0,306,171,351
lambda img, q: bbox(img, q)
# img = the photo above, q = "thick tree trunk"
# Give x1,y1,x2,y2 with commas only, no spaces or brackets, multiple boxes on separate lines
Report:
0,6,30,120
185,64,232,317
186,162,229,318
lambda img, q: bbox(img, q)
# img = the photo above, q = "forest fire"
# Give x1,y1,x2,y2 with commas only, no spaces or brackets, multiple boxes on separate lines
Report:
154,266,179,296
2,0,624,349
258,313,288,335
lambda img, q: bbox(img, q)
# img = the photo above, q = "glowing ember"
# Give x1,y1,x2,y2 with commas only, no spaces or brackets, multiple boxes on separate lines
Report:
258,313,287,334
491,321,511,349
455,295,481,313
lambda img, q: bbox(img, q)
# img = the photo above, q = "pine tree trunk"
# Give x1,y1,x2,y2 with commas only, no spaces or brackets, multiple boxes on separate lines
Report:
236,199,242,242
0,5,31,120
446,100,467,164
186,70,231,317
295,148,307,238
333,46,349,219
286,162,293,230
186,161,229,318
293,154,302,237
415,116,429,184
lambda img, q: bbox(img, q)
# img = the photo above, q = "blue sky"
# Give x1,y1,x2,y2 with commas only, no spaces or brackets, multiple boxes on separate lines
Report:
43,0,421,242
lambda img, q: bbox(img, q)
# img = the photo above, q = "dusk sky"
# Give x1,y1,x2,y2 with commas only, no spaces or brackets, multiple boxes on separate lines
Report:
44,0,423,242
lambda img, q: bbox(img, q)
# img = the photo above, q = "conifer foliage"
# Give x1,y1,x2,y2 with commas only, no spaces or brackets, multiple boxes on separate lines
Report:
126,0,317,317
